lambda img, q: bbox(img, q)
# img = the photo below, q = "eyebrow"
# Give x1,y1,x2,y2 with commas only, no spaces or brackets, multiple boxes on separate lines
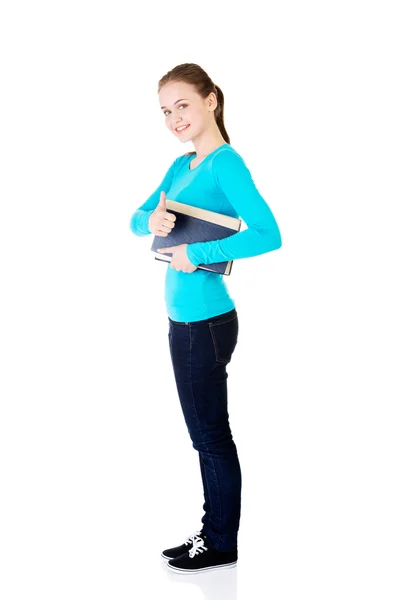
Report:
160,98,189,110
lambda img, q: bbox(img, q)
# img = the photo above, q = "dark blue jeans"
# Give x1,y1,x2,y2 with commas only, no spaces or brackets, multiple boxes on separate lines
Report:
168,307,242,552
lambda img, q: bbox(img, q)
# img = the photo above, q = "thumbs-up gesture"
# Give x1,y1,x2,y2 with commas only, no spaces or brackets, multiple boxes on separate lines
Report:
148,191,176,236
149,191,197,273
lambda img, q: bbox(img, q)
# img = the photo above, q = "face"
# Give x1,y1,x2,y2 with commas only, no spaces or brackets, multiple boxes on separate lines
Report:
159,81,217,142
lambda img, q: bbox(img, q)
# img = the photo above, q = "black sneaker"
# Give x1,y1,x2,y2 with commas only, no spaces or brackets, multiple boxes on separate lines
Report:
166,535,238,573
161,530,207,560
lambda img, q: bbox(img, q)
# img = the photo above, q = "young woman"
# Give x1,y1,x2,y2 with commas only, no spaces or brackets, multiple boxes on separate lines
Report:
130,63,282,573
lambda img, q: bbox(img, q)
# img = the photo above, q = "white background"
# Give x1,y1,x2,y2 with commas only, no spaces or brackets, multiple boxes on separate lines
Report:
1,1,399,599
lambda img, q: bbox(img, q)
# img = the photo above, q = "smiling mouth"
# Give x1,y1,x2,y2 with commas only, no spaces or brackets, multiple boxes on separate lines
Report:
176,125,190,133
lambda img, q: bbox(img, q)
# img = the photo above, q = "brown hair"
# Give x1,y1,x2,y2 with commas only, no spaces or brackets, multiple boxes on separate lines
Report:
158,63,230,157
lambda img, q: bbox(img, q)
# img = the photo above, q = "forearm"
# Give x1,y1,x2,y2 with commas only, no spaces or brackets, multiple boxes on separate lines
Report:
129,157,177,237
186,224,282,266
130,209,155,237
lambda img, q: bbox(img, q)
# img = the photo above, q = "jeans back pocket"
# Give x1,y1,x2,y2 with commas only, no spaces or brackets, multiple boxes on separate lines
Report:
209,315,238,364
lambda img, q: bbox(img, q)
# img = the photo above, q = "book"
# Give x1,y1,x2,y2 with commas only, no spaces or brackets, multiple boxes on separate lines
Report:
150,199,242,276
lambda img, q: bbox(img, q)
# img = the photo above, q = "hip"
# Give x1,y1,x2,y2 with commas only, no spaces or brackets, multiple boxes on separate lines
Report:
168,308,239,366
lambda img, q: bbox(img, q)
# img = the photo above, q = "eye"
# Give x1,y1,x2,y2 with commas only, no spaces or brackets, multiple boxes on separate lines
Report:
164,104,187,116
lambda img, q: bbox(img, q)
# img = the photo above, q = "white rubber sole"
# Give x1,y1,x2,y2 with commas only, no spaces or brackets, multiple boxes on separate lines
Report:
166,560,237,573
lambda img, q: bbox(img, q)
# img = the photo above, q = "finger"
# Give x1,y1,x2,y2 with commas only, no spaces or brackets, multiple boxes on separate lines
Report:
160,220,174,232
158,190,166,207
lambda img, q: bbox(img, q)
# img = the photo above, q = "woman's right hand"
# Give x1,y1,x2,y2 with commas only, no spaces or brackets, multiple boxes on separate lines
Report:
148,190,176,236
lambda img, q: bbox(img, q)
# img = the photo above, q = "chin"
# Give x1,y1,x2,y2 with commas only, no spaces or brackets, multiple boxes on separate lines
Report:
173,128,194,142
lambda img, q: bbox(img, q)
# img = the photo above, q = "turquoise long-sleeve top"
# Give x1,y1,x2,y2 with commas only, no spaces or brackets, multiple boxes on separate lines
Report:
130,143,282,322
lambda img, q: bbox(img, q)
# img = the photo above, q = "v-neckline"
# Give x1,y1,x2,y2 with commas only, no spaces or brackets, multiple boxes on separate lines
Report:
188,143,229,171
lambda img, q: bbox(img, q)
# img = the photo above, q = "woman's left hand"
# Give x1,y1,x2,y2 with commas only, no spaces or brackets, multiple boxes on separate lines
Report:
157,243,198,273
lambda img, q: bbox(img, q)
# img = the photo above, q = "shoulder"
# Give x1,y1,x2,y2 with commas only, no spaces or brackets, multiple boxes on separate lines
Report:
163,153,189,174
170,153,190,173
213,144,247,168
211,145,249,182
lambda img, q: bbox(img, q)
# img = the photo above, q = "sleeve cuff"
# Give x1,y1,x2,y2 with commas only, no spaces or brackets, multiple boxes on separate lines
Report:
186,244,202,267
145,210,154,234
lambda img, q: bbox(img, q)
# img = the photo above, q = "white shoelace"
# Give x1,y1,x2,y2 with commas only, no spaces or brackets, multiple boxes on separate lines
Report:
189,537,208,558
184,530,203,546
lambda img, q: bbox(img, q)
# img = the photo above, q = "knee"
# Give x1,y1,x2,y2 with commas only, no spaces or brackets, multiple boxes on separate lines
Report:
192,431,236,454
